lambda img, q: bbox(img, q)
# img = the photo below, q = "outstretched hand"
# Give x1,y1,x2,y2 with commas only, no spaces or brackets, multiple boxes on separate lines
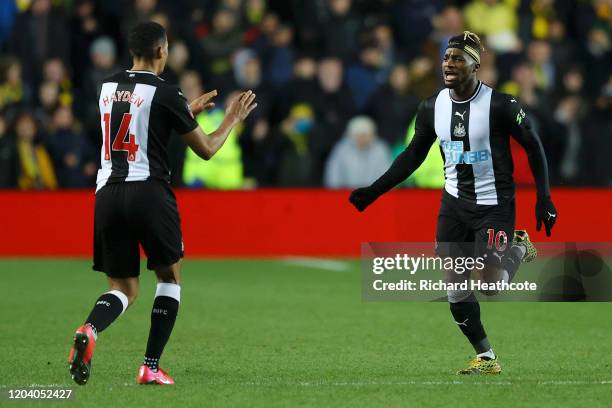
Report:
349,187,378,212
226,90,258,124
189,90,218,116
535,197,557,237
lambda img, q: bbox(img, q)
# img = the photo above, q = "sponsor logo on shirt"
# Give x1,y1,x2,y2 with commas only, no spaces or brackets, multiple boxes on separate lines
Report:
440,140,490,165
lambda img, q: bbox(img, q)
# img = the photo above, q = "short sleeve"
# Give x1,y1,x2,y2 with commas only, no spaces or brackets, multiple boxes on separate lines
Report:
158,86,199,135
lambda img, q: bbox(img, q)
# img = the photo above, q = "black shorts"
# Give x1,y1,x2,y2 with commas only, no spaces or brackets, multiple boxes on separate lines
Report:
93,180,183,278
436,190,515,265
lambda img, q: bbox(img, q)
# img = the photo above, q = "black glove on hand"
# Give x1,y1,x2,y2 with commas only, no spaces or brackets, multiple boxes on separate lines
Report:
349,187,378,212
536,197,557,237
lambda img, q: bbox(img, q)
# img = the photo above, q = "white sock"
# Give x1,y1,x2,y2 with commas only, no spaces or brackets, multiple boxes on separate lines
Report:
514,244,527,259
500,270,510,284
477,349,496,360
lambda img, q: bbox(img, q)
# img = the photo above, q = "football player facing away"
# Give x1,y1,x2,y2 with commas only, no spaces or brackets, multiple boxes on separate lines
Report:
68,22,257,385
350,32,557,375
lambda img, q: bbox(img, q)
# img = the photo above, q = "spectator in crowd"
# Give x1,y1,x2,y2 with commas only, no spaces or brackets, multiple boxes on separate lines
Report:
0,115,18,188
68,0,104,87
8,0,68,82
240,117,277,187
42,58,74,108
547,19,575,71
582,26,611,98
390,0,443,58
274,103,316,187
161,40,190,84
243,0,267,28
34,81,60,132
45,106,96,188
281,54,318,117
201,7,243,90
251,11,280,56
581,72,612,186
527,40,555,91
0,57,30,113
345,42,386,112
432,6,465,61
12,112,57,190
310,57,354,183
464,0,520,54
372,23,397,79
366,64,420,147
124,0,158,38
324,116,391,188
0,0,609,189
232,49,270,118
263,24,294,91
0,0,18,47
323,0,361,63
554,95,584,185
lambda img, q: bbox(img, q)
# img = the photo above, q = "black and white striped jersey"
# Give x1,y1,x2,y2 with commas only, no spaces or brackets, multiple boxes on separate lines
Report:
414,81,530,205
95,70,198,192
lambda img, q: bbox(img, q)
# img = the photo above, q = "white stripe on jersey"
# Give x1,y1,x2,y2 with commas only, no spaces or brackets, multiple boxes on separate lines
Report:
96,82,118,192
468,85,497,205
434,88,458,198
434,83,499,205
125,83,157,182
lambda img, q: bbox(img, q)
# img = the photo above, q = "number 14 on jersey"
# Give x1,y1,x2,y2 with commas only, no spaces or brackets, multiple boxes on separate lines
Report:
103,113,139,161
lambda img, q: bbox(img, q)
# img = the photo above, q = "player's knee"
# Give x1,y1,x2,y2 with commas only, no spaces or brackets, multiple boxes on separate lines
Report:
157,275,179,284
126,291,138,305
447,289,473,303
115,288,137,305
154,263,181,284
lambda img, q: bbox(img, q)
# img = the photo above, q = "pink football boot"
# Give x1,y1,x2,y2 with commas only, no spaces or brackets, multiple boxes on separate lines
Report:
137,365,175,385
68,324,97,385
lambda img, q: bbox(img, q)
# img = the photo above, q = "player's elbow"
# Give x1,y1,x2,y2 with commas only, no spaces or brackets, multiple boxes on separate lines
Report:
203,149,217,160
195,146,213,160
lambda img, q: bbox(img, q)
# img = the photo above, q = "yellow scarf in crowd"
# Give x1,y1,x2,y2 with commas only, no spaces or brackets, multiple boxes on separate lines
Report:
17,141,58,190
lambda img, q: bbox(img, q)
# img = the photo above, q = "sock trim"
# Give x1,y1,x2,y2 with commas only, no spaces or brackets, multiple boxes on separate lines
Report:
155,283,181,302
106,290,129,314
477,349,496,360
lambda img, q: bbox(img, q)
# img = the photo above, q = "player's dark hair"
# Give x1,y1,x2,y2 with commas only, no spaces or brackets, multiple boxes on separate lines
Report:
128,22,167,61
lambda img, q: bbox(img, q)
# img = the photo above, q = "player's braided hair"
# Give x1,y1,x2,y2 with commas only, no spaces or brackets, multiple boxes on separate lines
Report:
447,31,485,64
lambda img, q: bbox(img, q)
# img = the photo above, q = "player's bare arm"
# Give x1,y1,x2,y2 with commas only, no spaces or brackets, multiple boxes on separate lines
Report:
181,90,257,160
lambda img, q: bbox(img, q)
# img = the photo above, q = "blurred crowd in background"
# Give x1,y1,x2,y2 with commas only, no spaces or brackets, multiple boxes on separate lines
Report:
0,0,610,190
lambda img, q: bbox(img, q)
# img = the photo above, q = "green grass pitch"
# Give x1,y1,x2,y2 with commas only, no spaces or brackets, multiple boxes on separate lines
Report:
1,259,611,407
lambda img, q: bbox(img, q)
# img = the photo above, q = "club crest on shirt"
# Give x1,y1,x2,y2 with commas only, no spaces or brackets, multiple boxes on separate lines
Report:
453,122,466,138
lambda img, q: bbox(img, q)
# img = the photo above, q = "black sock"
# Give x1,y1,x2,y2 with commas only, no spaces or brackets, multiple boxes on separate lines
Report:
501,245,524,282
144,285,180,371
85,291,128,335
449,293,491,354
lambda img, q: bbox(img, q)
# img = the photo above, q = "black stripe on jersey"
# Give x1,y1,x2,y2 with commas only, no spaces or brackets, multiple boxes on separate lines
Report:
108,82,137,183
450,102,476,202
490,90,516,202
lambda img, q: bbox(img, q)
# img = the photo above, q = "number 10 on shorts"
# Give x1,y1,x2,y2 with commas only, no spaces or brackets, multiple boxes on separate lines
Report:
487,228,508,252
